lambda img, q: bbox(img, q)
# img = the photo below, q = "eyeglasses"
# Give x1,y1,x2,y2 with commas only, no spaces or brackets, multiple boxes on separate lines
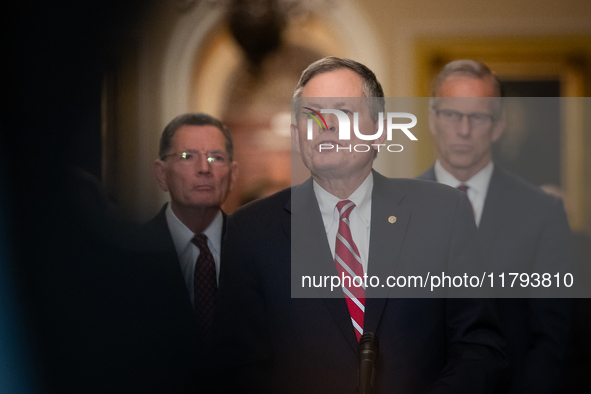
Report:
162,150,231,167
435,109,495,129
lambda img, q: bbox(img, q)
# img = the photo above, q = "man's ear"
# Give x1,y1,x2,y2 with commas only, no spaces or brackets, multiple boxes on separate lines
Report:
229,161,239,193
291,123,301,154
428,108,438,137
491,110,506,143
375,116,388,145
154,159,169,192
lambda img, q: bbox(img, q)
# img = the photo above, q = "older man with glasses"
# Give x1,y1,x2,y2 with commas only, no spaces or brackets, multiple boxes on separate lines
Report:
150,113,238,335
419,60,573,393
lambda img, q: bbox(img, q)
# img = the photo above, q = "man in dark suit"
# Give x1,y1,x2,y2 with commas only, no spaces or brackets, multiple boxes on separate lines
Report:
110,113,237,393
145,113,237,334
418,59,573,393
217,57,505,394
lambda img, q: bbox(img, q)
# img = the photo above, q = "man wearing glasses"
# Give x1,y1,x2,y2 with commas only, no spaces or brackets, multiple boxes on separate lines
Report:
130,113,237,392
419,60,572,393
424,60,504,228
149,113,237,336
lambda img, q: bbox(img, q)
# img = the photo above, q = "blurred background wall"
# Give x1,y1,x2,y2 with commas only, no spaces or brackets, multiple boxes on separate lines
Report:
96,0,591,235
3,1,591,391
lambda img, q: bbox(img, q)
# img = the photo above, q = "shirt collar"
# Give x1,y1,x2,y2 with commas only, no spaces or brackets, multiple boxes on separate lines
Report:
203,210,223,256
165,203,223,256
313,172,373,231
434,160,494,196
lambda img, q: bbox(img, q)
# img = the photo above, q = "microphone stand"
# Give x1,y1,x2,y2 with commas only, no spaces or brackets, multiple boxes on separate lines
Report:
358,332,379,394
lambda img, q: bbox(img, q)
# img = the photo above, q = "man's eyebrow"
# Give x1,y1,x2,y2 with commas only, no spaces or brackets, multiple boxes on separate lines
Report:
180,148,224,153
302,101,322,110
334,101,360,110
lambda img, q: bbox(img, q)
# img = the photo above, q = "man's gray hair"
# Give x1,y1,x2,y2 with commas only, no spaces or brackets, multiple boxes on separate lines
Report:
430,59,503,117
431,59,502,97
159,113,234,161
292,57,385,123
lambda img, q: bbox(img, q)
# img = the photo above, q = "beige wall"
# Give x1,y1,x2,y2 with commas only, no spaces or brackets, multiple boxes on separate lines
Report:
106,0,591,234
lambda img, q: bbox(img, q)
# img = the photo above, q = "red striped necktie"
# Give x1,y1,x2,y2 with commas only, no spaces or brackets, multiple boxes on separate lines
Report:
334,200,365,341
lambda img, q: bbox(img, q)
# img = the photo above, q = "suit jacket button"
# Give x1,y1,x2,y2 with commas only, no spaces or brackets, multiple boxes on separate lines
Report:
388,216,397,223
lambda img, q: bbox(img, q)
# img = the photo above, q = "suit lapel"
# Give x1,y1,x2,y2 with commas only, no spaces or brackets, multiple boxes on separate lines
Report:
282,191,291,241
291,179,336,285
290,174,413,348
419,164,510,252
149,204,202,336
150,204,179,253
291,179,360,352
221,211,227,238
417,165,437,182
218,212,227,284
364,171,411,334
478,166,512,251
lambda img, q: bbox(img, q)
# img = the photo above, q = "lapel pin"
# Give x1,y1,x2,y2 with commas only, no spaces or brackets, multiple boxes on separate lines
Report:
388,216,397,224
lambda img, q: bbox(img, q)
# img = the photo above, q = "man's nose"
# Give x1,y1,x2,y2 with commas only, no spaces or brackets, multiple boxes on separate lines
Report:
457,115,471,138
196,154,212,173
323,116,338,133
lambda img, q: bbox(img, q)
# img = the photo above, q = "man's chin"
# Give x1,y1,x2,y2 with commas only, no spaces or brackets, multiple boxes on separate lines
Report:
447,155,479,170
309,157,344,173
183,198,221,210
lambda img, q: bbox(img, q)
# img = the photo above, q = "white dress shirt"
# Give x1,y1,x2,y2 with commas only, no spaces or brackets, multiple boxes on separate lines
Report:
313,173,373,275
165,204,223,307
434,160,494,227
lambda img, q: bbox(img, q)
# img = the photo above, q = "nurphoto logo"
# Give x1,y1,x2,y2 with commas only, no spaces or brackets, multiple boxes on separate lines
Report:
302,107,418,153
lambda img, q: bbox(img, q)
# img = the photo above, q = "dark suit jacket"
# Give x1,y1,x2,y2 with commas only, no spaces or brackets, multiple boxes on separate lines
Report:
418,165,574,393
217,171,506,394
129,203,227,392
